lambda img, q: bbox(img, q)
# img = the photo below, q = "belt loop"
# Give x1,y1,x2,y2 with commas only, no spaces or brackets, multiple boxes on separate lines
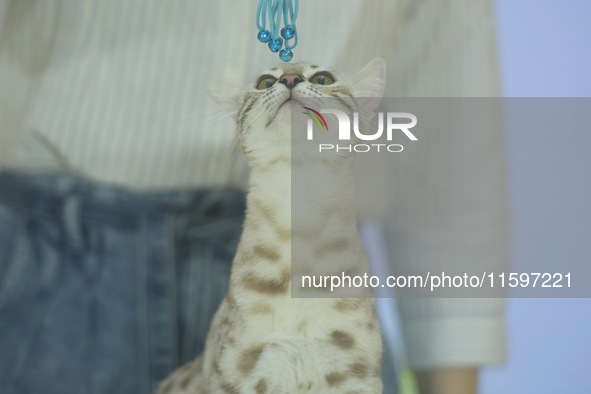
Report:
62,194,86,252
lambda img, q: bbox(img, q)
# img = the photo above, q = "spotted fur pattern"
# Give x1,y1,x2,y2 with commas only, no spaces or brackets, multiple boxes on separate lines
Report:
156,59,387,394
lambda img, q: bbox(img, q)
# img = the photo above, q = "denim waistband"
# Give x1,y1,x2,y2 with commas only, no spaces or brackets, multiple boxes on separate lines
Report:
0,171,246,223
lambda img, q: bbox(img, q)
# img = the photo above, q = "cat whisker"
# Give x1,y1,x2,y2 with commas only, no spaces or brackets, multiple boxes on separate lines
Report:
239,105,268,134
225,137,246,174
207,78,251,93
167,110,237,140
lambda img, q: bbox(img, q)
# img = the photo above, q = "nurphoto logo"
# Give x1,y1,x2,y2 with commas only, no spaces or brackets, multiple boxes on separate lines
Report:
303,108,418,153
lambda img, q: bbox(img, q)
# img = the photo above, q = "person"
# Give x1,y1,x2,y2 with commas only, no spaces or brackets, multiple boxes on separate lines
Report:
0,1,507,393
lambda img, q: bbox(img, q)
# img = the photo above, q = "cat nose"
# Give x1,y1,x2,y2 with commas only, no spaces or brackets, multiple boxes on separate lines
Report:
279,73,304,89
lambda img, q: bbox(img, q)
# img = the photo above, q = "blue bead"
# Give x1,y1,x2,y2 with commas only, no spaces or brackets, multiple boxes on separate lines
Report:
257,30,271,43
279,48,293,62
268,38,283,53
281,25,295,40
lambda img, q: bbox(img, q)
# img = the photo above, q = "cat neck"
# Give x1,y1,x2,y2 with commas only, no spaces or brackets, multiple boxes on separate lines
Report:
245,157,358,234
232,156,368,298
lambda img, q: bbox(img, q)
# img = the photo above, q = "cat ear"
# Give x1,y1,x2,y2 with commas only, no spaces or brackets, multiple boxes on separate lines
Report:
347,58,386,115
347,57,386,98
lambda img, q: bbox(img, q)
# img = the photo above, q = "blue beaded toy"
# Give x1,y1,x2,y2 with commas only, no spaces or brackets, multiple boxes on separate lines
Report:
256,0,299,62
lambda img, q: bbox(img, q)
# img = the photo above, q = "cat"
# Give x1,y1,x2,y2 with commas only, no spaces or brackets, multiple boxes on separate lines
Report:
156,58,387,394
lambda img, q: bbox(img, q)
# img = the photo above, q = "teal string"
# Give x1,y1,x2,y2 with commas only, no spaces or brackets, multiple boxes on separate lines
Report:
256,0,267,30
282,0,297,27
271,1,282,39
256,0,299,60
282,0,298,50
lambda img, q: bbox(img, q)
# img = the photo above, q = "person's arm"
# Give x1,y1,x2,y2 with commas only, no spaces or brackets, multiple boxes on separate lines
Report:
380,0,507,390
416,368,478,394
333,0,507,389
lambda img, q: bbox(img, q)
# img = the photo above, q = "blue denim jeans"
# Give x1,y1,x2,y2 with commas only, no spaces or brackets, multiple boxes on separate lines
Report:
0,171,398,394
0,171,245,394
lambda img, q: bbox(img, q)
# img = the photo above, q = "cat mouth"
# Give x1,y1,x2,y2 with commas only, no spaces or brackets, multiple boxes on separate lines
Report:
265,97,303,127
280,97,301,108
279,96,306,112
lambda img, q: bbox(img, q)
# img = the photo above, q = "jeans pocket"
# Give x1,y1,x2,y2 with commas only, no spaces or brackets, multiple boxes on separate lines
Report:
0,204,65,389
0,203,26,313
175,218,242,364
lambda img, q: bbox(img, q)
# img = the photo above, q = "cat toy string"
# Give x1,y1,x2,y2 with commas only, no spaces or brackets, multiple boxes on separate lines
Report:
256,0,299,62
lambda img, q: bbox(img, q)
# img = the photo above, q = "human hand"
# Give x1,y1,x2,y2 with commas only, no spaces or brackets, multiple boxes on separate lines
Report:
415,367,478,394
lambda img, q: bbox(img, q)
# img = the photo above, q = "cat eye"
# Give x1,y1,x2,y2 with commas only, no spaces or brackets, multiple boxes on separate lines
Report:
310,72,335,85
256,76,278,90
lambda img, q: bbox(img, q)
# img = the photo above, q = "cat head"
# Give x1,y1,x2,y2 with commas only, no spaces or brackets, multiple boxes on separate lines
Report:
228,58,386,165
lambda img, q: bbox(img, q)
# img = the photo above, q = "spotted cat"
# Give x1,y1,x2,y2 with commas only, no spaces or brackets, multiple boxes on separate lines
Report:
156,58,387,394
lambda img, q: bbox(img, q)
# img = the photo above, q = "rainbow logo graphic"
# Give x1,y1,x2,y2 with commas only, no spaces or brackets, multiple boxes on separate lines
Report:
302,107,329,131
